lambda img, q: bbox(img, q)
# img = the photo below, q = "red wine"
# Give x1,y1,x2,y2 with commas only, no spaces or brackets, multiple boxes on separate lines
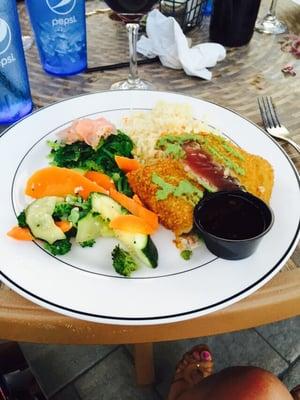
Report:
209,0,261,47
105,0,157,14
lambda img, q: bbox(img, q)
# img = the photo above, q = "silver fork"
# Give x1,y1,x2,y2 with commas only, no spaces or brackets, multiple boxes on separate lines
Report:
257,96,300,153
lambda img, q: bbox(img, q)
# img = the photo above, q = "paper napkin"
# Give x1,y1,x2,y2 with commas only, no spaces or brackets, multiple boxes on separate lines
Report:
137,9,226,80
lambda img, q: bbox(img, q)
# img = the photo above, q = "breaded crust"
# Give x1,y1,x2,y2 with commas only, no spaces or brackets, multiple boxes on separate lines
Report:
238,153,274,203
127,159,202,236
196,132,274,203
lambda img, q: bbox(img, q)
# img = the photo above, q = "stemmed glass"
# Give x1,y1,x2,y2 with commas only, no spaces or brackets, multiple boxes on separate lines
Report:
104,0,157,90
255,0,287,34
22,35,34,51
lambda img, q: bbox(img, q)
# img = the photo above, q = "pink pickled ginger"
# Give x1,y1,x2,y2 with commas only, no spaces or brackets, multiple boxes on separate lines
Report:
58,117,116,148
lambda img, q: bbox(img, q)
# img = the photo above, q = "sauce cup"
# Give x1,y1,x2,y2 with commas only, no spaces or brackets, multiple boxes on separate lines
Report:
193,190,274,260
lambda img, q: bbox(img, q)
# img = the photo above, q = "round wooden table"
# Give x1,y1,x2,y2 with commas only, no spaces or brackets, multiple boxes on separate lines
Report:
0,0,299,384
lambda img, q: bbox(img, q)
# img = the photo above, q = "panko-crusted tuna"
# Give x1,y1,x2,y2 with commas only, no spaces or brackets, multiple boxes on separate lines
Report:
157,132,274,203
127,159,204,236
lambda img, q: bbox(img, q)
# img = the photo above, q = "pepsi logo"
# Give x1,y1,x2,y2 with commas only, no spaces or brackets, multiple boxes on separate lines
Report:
46,0,76,15
0,18,11,56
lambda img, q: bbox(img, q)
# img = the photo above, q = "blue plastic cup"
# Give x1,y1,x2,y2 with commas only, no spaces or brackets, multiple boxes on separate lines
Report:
25,0,87,76
0,1,32,124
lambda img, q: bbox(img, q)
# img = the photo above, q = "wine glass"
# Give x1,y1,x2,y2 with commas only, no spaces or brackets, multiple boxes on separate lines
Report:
255,0,287,34
104,0,158,90
22,35,34,51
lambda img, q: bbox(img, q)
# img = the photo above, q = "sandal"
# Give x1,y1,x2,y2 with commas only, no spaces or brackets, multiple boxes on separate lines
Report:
291,385,300,400
167,345,213,400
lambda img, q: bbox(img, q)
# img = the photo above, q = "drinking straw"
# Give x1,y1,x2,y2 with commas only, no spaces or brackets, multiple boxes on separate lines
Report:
85,56,159,73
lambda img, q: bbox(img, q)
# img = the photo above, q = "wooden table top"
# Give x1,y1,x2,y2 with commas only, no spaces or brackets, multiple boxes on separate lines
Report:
0,0,299,345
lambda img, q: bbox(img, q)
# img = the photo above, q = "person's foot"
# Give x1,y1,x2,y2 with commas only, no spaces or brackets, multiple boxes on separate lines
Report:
167,345,213,400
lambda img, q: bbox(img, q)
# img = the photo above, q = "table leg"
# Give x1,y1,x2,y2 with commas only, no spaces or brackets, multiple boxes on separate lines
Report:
133,343,155,385
0,342,27,374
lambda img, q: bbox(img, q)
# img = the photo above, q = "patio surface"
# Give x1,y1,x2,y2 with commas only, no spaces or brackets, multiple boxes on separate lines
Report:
20,316,300,400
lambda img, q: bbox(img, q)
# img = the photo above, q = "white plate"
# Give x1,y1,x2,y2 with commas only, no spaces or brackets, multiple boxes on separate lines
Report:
1,90,299,325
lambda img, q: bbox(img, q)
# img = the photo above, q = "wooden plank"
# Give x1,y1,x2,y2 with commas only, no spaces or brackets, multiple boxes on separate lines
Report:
0,269,299,345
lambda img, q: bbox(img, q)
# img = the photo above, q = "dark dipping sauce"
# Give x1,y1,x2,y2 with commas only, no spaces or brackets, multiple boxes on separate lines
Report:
199,194,265,240
194,190,274,260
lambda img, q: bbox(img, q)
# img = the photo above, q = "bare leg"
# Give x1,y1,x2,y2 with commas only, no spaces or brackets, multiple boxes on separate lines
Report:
172,366,293,400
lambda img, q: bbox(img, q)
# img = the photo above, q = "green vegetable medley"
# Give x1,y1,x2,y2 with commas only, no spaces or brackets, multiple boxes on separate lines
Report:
11,126,205,278
48,131,134,196
17,194,94,256
17,191,158,277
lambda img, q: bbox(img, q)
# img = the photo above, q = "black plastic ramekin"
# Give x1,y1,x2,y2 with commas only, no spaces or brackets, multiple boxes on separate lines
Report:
194,190,274,260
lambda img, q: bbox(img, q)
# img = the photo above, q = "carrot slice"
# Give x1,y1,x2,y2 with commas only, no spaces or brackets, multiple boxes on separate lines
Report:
85,171,115,190
115,155,141,172
25,166,108,200
55,220,72,232
7,226,33,241
133,194,143,205
110,215,156,235
109,188,158,230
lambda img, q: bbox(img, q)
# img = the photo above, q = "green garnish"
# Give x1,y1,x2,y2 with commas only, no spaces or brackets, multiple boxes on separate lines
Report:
164,142,185,159
173,180,203,204
152,173,176,200
206,145,245,176
222,142,245,161
155,133,205,159
156,133,204,148
180,250,192,260
152,173,203,204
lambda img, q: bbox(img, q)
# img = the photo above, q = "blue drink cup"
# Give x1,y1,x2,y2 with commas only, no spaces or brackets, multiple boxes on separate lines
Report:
0,2,32,124
25,0,87,76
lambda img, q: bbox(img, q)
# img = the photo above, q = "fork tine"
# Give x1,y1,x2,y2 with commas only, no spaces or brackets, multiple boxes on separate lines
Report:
262,96,276,128
265,96,279,127
257,97,269,129
268,97,281,127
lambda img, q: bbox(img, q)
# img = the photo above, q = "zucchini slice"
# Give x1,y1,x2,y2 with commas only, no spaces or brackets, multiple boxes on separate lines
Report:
115,229,158,268
91,193,125,221
25,196,65,244
76,212,114,243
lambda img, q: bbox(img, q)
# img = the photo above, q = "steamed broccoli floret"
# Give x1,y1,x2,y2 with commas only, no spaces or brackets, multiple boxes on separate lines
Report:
44,239,72,256
53,197,91,223
17,211,28,228
111,245,138,277
80,239,96,248
52,202,73,220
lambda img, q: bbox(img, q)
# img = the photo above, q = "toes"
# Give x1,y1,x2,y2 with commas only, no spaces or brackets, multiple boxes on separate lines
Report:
200,350,212,361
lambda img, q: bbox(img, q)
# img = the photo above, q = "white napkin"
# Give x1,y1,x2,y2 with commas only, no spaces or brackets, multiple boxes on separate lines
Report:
137,9,226,80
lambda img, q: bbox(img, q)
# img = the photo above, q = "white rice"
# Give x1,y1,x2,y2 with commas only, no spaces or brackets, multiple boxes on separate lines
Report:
121,101,207,159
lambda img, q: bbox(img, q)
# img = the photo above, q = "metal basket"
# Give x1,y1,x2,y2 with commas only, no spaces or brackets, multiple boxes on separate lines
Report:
159,0,208,32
